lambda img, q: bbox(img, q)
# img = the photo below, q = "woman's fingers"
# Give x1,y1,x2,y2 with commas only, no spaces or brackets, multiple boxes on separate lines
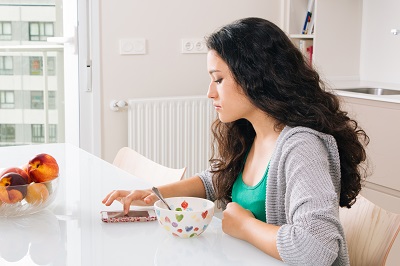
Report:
102,190,129,206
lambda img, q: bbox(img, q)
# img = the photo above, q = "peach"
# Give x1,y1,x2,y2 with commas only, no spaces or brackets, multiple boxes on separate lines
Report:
0,166,31,184
25,182,49,205
0,173,28,204
27,153,59,183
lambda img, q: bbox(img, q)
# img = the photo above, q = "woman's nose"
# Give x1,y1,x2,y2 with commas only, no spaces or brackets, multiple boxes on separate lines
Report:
207,83,216,99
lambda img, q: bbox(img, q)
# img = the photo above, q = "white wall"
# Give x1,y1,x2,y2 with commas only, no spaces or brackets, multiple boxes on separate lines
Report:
360,0,400,84
99,0,282,162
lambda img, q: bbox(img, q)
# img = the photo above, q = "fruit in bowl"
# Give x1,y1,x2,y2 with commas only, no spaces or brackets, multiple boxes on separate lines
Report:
0,167,31,184
154,197,215,238
0,173,28,204
27,153,59,183
0,153,60,217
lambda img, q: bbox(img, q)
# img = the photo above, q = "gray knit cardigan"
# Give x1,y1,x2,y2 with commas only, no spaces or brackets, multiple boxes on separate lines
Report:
198,126,350,265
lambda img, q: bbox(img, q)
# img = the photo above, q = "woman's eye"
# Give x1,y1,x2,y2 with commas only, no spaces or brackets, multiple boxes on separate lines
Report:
214,78,222,84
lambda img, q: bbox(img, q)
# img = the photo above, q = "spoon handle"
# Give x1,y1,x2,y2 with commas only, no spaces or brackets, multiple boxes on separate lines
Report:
151,187,171,210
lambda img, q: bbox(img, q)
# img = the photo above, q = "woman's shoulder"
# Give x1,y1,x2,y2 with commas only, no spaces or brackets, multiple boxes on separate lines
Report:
275,126,339,161
279,126,337,147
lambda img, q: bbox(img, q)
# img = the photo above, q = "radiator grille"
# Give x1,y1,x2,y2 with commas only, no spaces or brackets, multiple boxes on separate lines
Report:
128,96,215,177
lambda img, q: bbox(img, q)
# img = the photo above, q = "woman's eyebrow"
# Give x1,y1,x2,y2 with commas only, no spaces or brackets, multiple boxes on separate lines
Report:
209,69,221,75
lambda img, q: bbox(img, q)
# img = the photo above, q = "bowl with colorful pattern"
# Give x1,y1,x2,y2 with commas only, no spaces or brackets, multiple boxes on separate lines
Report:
154,197,215,238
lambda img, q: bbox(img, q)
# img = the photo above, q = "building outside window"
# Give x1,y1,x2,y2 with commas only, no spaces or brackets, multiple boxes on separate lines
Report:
31,124,44,143
0,124,15,143
0,56,13,75
29,56,56,75
49,124,57,142
31,124,57,143
0,90,14,109
31,91,44,109
0,21,12,40
48,91,56,109
29,22,54,41
0,3,65,146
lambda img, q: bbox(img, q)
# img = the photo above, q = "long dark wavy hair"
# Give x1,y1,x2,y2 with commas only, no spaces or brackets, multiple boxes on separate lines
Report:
206,17,369,209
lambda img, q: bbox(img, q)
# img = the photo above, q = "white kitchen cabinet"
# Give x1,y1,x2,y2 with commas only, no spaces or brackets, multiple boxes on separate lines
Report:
283,0,363,80
341,95,400,266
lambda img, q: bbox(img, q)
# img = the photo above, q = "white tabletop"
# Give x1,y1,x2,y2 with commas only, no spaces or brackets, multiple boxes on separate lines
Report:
0,143,285,266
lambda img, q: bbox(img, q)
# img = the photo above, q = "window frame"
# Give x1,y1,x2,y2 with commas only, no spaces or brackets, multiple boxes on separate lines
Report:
0,56,13,75
29,22,54,41
0,124,15,142
0,21,12,40
0,90,15,109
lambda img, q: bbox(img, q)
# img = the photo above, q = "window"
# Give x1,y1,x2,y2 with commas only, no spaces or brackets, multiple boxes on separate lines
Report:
47,57,56,75
0,90,14,109
29,91,55,109
31,91,43,109
0,124,15,143
49,124,57,143
48,91,56,109
0,21,12,40
30,57,42,75
29,22,54,41
29,56,56,75
0,56,13,75
31,124,44,143
31,124,57,143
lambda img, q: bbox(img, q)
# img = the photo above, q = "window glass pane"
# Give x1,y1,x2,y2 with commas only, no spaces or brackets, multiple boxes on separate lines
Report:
4,56,12,69
5,91,14,103
0,91,15,109
0,124,15,143
30,23,39,35
49,124,57,142
3,22,11,35
30,57,43,75
48,91,56,109
31,124,44,143
0,56,13,75
47,57,56,75
45,23,54,36
31,91,44,109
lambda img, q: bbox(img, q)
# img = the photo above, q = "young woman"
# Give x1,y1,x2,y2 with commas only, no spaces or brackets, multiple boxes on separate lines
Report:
103,17,369,265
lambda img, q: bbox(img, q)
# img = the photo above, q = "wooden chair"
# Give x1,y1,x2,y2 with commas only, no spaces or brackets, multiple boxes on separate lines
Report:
113,147,186,186
339,195,400,266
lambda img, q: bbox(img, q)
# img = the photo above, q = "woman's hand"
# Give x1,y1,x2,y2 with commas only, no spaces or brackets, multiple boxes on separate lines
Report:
222,202,255,240
102,189,158,214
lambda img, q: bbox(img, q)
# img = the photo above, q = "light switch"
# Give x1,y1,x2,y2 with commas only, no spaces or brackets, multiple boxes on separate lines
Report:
119,38,146,55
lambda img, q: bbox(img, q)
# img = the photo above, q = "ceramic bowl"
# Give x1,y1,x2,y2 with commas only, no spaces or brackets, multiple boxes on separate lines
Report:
154,197,215,238
0,177,59,217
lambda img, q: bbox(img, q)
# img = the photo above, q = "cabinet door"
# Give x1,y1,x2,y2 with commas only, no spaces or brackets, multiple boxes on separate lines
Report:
341,96,400,190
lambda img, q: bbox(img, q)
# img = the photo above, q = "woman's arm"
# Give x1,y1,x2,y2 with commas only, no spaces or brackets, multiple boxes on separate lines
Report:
222,202,282,261
157,175,207,198
102,175,206,214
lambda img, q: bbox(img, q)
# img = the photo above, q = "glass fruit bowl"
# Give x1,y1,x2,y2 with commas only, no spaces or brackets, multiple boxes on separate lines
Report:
0,177,59,217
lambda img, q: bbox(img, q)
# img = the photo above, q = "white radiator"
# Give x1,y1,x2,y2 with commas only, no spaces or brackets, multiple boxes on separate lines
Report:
128,96,215,177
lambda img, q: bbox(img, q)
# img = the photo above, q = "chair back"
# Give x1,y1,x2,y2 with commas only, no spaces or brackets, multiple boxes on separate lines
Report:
339,195,400,266
113,147,186,186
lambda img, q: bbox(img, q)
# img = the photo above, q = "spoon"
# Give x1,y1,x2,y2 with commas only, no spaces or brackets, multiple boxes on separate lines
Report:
151,187,172,210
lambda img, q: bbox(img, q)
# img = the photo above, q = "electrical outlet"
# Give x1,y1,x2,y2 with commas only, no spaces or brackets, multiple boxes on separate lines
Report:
181,38,207,54
119,38,146,55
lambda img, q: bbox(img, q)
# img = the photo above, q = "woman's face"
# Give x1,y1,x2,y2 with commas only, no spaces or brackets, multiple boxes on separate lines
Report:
207,50,256,123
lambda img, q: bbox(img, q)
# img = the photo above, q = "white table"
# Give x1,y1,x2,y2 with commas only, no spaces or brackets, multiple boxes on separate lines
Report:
0,143,285,265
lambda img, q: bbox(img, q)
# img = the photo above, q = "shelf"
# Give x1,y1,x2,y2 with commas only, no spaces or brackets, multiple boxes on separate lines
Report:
289,34,314,39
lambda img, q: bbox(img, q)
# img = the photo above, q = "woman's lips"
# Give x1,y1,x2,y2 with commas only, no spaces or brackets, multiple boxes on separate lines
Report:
213,104,221,110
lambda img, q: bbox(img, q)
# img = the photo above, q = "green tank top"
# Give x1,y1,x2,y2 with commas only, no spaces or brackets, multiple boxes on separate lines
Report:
231,163,269,222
